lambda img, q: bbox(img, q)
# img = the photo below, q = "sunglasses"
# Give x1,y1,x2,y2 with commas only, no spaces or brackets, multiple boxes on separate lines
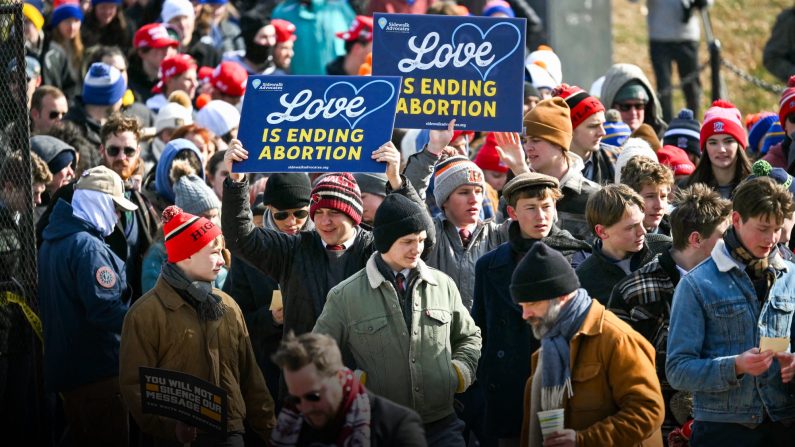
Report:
49,111,66,120
286,391,321,406
616,102,646,112
788,114,795,124
106,145,138,158
273,209,309,220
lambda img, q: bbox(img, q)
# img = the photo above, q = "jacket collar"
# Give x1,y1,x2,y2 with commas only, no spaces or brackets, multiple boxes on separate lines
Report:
574,297,604,338
366,252,438,289
153,276,189,311
711,239,788,273
558,153,588,194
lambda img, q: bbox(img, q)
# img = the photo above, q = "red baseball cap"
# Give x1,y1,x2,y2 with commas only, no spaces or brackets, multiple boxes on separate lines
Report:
272,19,297,43
152,53,197,93
657,145,696,176
134,23,179,49
211,62,247,97
198,66,214,82
336,16,373,42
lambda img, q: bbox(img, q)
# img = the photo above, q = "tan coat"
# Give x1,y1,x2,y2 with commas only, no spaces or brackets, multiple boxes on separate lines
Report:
521,300,664,447
120,277,276,442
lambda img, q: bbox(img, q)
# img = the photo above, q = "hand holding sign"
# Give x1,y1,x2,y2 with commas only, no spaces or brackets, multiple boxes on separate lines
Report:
371,141,403,190
225,139,248,182
426,120,456,156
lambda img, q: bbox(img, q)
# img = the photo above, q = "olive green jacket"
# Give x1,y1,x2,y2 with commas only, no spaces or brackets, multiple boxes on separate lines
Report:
313,253,482,423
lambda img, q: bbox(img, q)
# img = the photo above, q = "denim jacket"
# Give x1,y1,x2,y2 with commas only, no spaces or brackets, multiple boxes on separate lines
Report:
666,240,795,424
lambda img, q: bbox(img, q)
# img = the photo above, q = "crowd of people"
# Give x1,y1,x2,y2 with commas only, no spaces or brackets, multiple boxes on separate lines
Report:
1,0,795,446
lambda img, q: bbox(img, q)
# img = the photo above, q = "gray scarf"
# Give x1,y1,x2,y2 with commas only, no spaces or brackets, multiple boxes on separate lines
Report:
161,262,226,321
540,289,592,410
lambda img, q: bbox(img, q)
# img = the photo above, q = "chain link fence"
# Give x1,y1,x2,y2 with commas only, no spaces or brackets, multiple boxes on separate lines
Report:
0,1,45,441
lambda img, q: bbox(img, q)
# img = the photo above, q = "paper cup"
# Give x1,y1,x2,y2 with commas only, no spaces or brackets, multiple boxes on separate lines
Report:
537,408,565,439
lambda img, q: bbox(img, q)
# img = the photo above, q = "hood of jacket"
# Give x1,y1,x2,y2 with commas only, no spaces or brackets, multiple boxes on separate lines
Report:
155,138,206,204
42,198,102,242
600,63,666,134
263,207,316,232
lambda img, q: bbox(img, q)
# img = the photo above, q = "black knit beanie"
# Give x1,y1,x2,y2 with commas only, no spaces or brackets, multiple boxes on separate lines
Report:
261,173,311,210
510,242,580,303
373,194,432,253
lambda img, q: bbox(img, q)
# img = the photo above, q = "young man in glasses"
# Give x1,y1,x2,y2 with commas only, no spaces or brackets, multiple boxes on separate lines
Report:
36,114,160,302
224,173,315,399
273,332,426,446
600,63,667,137
30,85,68,135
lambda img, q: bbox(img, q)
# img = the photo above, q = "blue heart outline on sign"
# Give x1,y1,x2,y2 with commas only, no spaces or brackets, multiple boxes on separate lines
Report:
450,21,521,82
323,80,396,129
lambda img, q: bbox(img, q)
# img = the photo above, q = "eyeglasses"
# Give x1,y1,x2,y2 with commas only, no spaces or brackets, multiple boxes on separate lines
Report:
106,145,138,158
273,209,309,220
787,114,795,124
285,391,321,406
616,102,646,112
48,111,66,120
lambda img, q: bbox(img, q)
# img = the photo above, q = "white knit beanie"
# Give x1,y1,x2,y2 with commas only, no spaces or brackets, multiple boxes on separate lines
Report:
614,137,658,185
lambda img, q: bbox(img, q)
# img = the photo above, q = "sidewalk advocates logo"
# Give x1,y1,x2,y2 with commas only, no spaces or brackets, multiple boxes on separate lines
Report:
252,79,284,92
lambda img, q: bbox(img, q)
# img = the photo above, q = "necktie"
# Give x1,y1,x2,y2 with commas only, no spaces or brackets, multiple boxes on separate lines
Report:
326,244,345,251
395,273,406,294
459,228,472,248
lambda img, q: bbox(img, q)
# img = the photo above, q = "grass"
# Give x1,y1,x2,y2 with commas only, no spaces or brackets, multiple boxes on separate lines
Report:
612,0,791,119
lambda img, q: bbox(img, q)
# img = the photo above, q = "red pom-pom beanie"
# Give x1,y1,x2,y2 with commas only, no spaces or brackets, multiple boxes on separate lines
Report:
700,99,747,150
162,205,222,263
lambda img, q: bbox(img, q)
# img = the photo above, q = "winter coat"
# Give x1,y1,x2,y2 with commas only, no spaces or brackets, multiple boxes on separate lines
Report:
119,277,276,442
471,227,590,439
63,96,102,147
27,39,79,100
600,64,668,138
557,154,602,241
38,199,131,393
313,254,482,423
521,299,665,447
35,179,160,301
763,8,795,83
576,234,672,304
0,205,33,357
291,391,427,446
272,0,355,75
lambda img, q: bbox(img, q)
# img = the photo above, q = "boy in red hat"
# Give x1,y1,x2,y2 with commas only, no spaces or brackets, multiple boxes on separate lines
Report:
120,206,276,445
272,18,297,73
210,61,247,108
146,53,198,113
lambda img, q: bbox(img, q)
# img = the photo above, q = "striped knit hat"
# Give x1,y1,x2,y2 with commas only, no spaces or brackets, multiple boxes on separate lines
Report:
162,205,222,263
779,75,795,128
602,109,631,146
663,108,701,158
553,83,605,130
433,155,485,207
309,173,363,225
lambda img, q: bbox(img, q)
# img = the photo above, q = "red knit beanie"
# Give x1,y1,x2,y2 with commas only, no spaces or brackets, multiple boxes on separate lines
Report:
474,133,509,173
700,99,747,150
553,83,605,130
309,173,363,225
162,205,222,263
779,75,795,129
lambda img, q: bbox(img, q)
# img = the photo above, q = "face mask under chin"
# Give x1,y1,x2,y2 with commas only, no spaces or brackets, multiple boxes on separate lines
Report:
246,43,273,66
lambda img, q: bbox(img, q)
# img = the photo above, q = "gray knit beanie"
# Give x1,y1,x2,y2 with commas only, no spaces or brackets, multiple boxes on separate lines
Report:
174,174,222,216
432,155,485,207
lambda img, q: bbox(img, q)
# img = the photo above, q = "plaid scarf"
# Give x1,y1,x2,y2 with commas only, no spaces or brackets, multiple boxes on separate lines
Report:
723,227,777,296
271,368,371,446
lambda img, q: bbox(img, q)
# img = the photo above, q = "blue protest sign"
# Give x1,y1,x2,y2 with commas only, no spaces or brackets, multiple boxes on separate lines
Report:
235,75,402,173
372,13,526,132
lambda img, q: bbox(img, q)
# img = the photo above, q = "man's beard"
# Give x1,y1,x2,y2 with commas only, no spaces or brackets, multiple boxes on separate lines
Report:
111,158,137,180
527,298,562,339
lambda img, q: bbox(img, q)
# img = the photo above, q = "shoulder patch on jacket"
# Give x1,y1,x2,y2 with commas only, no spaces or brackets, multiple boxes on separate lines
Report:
96,266,117,289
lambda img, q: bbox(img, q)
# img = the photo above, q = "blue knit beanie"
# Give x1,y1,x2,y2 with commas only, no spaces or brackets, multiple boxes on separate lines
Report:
82,62,126,106
748,114,785,155
49,3,83,30
602,109,631,147
92,0,121,5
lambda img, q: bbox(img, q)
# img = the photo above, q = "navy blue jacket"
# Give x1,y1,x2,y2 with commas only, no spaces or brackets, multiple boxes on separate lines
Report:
472,243,540,439
38,200,130,392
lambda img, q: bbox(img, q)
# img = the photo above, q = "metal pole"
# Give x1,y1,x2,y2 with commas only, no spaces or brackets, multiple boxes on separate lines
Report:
701,7,725,101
